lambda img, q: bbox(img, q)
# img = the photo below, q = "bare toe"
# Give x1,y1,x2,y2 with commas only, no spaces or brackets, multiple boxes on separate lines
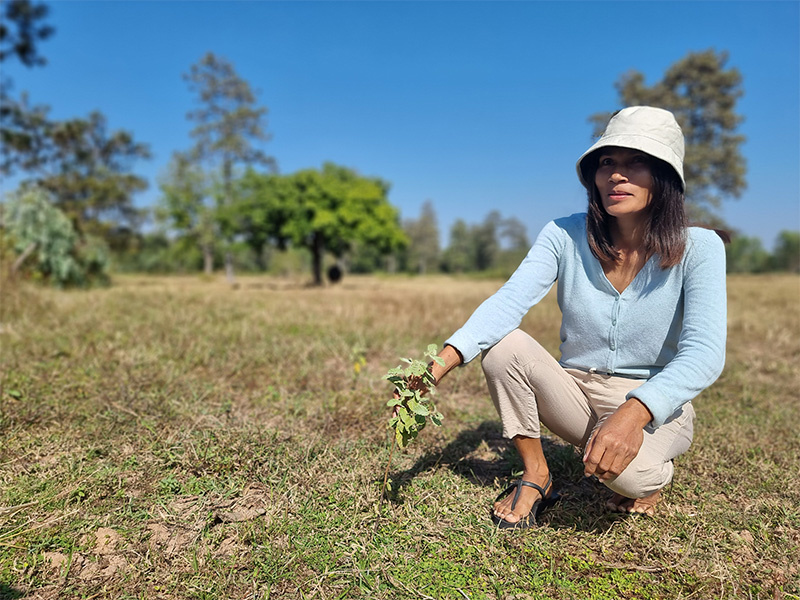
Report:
607,490,661,516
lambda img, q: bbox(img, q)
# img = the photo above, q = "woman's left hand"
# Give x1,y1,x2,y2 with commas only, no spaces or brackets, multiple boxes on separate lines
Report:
582,398,653,482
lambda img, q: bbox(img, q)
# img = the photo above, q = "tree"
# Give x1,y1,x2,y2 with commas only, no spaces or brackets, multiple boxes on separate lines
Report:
441,219,474,273
1,0,53,176
156,152,217,275
591,49,746,222
1,0,149,254
183,52,275,281
726,235,769,273
402,200,440,274
0,0,54,67
2,108,151,239
770,231,800,272
2,99,151,244
236,163,407,285
37,111,151,239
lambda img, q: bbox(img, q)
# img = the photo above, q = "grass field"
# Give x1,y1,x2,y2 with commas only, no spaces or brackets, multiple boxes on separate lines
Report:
1,273,798,600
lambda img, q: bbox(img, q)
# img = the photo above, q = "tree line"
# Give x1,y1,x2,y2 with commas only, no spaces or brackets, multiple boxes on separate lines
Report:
1,0,797,287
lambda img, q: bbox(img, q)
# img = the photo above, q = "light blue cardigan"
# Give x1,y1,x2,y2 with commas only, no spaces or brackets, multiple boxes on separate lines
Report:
445,212,727,428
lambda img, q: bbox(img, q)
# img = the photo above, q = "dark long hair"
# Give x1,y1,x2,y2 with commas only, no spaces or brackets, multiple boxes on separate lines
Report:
581,149,688,269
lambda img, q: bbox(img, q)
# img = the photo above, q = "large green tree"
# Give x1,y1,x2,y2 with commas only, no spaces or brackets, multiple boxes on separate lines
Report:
236,163,407,285
183,52,275,280
591,49,746,222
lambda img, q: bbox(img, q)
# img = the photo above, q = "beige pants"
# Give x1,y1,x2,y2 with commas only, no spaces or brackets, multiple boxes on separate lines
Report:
481,329,695,498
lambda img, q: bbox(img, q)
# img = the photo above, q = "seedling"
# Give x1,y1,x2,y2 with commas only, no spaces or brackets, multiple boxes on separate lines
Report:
380,344,445,504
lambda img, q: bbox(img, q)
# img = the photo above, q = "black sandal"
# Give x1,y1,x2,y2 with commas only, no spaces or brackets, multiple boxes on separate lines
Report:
490,474,560,530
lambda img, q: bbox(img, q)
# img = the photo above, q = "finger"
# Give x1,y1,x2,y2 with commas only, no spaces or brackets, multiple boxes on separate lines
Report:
598,447,635,482
607,450,635,480
583,441,604,477
582,433,596,465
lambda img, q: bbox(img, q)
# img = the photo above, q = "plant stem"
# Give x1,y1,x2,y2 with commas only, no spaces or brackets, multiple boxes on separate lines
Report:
378,436,397,512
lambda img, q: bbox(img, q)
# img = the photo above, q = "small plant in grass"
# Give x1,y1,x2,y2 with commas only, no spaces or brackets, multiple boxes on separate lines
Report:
380,344,445,502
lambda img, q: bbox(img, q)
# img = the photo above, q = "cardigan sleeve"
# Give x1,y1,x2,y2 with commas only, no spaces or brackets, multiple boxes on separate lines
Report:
627,229,727,427
444,219,565,363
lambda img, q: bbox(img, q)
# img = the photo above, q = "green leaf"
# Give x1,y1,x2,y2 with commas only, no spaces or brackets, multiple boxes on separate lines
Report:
433,356,445,367
386,398,402,407
412,403,429,416
408,362,426,376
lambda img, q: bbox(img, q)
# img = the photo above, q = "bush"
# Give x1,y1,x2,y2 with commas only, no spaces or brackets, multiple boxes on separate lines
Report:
2,186,110,287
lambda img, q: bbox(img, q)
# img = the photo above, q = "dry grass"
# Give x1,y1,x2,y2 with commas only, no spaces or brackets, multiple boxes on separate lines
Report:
0,273,798,599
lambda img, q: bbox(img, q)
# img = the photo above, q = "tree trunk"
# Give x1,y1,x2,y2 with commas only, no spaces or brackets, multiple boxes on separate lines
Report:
312,233,324,286
11,242,37,275
223,164,237,285
202,244,214,275
225,250,236,285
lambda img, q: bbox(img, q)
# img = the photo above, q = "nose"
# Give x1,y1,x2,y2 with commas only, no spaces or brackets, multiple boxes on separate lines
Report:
609,170,628,183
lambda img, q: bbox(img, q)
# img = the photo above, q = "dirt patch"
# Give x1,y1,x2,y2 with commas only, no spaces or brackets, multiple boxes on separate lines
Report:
92,527,121,554
38,527,131,588
144,482,270,565
41,551,69,573
77,553,128,580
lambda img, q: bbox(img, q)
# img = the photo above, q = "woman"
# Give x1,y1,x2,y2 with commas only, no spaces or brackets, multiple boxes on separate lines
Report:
421,106,726,529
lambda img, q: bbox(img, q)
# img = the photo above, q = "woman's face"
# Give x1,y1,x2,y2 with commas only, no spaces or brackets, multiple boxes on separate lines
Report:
594,147,654,223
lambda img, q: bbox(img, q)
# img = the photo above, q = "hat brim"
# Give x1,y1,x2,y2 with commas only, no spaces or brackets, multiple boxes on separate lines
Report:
575,133,685,191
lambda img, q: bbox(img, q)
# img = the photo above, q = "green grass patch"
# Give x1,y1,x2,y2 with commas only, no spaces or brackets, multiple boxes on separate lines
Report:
0,273,798,599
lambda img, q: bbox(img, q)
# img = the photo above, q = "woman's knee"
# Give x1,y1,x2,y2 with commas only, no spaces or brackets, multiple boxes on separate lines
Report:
606,459,674,499
481,329,534,379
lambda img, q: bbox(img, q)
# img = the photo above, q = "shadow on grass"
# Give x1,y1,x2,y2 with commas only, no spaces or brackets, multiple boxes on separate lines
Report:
386,420,625,532
0,583,24,600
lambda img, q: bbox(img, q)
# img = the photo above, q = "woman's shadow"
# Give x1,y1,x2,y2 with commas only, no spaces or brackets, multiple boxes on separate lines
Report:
386,420,627,532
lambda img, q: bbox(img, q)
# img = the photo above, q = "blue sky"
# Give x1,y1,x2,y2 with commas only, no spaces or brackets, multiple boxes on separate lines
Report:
4,1,799,250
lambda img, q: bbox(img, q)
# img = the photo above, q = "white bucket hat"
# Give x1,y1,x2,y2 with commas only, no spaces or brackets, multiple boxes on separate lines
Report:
576,106,685,191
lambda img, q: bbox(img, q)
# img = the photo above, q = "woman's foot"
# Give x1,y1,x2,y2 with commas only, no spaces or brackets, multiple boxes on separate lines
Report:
492,471,553,525
606,490,661,516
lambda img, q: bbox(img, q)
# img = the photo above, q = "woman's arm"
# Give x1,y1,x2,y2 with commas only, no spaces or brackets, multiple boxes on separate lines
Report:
444,218,566,364
626,229,728,428
429,344,463,384
584,229,727,481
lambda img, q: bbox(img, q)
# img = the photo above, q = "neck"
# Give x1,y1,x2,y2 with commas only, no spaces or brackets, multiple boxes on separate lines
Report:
610,216,646,252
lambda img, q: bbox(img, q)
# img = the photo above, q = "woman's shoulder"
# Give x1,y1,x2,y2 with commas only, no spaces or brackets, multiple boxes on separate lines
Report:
686,226,726,249
546,212,587,237
552,212,587,230
684,226,727,264
535,213,586,249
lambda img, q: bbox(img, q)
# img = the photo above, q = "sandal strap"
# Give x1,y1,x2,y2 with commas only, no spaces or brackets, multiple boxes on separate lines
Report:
510,473,552,511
